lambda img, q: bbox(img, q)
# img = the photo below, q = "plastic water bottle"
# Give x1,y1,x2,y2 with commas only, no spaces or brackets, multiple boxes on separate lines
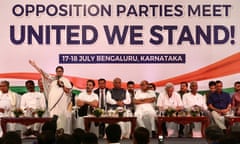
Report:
158,135,164,144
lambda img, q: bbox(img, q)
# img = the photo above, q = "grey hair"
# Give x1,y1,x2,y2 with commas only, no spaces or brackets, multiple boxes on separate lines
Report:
165,82,174,89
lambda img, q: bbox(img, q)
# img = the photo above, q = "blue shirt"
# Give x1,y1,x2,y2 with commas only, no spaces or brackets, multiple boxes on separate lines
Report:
208,91,231,109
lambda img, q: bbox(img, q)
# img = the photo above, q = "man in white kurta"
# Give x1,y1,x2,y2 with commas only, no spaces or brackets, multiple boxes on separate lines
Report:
106,77,131,139
0,81,19,113
75,80,98,133
29,60,72,133
134,80,156,137
20,80,46,113
0,80,20,136
182,81,208,137
20,80,46,134
157,82,183,137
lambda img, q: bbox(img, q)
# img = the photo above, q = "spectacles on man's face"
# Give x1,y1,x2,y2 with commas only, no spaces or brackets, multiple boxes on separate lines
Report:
56,70,63,73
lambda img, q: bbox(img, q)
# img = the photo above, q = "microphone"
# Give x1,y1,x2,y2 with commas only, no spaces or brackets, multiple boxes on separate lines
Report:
56,76,64,87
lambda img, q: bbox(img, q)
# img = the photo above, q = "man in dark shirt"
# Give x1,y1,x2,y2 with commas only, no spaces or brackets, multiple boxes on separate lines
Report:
126,81,135,113
177,81,189,137
94,78,110,138
208,80,231,130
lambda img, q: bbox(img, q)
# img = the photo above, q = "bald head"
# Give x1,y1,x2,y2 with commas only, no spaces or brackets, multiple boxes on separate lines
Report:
190,81,198,94
140,80,149,92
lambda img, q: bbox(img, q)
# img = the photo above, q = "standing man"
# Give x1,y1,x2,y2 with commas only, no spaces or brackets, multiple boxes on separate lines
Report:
20,80,46,136
29,60,72,133
134,80,157,138
94,78,111,138
157,82,183,137
208,80,231,130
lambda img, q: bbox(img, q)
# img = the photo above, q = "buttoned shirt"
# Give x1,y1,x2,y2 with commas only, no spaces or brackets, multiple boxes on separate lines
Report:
182,92,207,110
208,91,231,109
20,92,46,110
157,91,183,109
0,93,11,110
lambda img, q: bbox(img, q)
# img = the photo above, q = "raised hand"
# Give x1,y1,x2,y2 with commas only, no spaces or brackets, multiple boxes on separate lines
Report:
28,60,36,66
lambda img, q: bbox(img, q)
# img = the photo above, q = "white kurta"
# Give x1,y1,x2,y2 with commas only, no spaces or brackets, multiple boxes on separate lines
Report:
105,90,132,138
106,91,131,106
0,91,18,110
74,91,98,134
20,92,46,111
0,94,12,111
182,92,208,138
0,91,19,136
182,92,207,110
42,74,72,133
76,91,99,103
157,91,183,109
134,90,156,132
157,91,183,137
20,91,46,131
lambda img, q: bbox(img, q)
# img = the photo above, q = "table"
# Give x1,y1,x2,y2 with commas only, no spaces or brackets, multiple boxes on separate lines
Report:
84,116,136,137
225,116,240,133
1,117,52,135
156,116,210,137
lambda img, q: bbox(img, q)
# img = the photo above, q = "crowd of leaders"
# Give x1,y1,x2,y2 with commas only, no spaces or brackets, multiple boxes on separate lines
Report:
0,60,239,139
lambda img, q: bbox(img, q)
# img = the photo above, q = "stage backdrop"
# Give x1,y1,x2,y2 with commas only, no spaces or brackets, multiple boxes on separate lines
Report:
0,0,239,92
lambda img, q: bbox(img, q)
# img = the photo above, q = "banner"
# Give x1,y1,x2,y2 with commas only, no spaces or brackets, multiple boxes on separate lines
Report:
0,0,239,90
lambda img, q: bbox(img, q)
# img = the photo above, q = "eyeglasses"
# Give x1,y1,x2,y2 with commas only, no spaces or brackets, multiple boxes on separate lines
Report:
56,71,63,72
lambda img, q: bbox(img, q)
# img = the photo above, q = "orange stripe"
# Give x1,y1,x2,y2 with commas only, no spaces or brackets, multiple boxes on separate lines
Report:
0,73,120,89
154,52,240,86
0,52,239,89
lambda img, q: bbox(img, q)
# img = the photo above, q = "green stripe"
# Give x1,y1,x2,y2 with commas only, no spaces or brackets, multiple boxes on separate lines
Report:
9,86,234,95
10,86,81,95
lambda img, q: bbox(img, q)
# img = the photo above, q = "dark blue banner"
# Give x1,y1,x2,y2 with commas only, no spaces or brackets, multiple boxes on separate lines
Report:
59,54,185,64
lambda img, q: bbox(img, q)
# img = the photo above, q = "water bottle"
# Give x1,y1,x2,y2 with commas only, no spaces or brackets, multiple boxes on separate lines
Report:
87,106,92,115
158,135,164,144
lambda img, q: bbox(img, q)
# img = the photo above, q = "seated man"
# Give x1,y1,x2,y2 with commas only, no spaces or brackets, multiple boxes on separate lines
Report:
182,81,208,137
157,82,183,137
93,78,111,138
106,77,131,139
0,80,20,136
208,80,231,130
133,80,157,138
231,81,240,116
0,81,19,113
75,80,99,129
20,80,46,136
